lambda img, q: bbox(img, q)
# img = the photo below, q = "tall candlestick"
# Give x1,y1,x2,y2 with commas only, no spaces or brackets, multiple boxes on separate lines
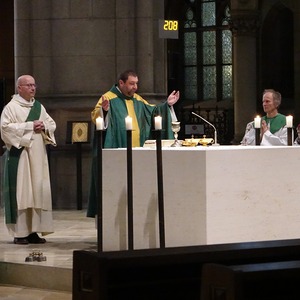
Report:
254,116,261,129
96,116,104,130
125,116,132,130
97,129,103,252
287,127,293,146
286,115,293,128
255,128,260,146
155,116,162,130
155,129,165,248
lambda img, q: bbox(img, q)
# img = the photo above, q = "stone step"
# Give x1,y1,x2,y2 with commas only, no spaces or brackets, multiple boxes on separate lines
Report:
0,261,72,292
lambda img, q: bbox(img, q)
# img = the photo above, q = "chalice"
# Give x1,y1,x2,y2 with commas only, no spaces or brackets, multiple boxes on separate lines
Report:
171,121,181,147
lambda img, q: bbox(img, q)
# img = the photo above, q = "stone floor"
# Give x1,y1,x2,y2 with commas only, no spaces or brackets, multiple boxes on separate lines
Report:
0,285,72,300
0,209,98,299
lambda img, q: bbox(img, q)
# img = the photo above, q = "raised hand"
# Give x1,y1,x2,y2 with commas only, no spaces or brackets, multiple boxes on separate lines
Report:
101,95,110,111
167,90,180,106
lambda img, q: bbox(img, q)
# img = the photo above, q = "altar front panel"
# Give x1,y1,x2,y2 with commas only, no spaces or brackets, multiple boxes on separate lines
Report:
102,148,207,251
101,146,300,251
205,146,300,244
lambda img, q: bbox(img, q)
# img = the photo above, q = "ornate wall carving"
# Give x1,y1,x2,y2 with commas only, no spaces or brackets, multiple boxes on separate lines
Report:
229,12,260,36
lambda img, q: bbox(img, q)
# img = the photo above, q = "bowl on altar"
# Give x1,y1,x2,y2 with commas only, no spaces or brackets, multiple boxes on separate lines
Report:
199,135,214,146
182,138,200,147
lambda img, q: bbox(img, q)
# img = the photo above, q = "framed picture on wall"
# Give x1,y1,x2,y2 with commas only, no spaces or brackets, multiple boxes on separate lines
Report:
66,121,91,144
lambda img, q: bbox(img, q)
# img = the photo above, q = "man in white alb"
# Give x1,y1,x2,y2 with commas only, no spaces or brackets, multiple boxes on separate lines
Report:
1,75,56,244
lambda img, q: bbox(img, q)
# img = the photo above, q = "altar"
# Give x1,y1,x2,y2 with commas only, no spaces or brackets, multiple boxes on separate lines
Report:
100,146,300,251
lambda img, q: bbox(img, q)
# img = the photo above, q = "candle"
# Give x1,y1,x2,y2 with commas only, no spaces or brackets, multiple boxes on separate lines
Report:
96,116,104,130
286,115,293,128
154,116,162,130
125,116,132,130
254,115,261,129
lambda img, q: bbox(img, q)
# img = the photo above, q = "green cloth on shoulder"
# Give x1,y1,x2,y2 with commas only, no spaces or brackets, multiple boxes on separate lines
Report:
262,113,286,134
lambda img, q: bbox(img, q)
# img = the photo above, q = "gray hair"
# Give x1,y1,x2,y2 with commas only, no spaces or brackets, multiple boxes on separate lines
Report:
263,89,281,107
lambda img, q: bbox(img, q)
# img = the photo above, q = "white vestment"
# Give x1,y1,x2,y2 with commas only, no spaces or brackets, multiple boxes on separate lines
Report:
241,121,288,146
0,94,56,237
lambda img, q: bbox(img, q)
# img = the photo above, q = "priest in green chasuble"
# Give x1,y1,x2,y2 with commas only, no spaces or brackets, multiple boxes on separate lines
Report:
91,69,180,148
87,69,180,217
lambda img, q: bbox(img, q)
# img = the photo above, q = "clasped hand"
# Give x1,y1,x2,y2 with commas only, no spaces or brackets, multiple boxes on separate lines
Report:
34,120,45,133
260,120,269,139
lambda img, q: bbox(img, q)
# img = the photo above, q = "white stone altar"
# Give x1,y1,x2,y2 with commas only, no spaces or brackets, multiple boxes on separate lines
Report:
101,145,300,251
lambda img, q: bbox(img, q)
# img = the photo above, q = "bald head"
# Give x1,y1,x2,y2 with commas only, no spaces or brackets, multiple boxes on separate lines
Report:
16,75,37,101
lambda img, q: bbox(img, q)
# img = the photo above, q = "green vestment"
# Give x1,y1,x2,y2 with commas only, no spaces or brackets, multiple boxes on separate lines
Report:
262,113,286,134
87,85,174,217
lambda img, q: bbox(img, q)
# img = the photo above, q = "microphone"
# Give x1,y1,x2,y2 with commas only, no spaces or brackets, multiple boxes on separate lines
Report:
191,112,219,146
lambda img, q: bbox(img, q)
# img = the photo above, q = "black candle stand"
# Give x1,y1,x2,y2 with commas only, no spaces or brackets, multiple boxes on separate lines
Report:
96,129,103,252
255,128,260,146
98,128,166,251
154,130,165,248
126,130,134,250
287,127,293,146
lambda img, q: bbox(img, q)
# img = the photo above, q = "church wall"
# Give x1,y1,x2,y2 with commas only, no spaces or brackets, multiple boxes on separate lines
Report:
14,0,165,209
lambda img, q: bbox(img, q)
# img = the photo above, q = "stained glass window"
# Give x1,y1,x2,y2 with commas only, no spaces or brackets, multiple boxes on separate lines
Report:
203,31,216,65
203,66,216,99
184,32,197,65
185,67,198,99
201,1,215,26
183,0,232,102
222,65,232,99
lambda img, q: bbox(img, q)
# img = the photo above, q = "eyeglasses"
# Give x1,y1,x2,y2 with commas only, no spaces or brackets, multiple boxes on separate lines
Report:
20,84,37,88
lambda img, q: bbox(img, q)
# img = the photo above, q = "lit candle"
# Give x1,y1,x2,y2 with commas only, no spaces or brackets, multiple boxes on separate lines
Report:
254,115,261,129
286,115,293,128
125,116,132,130
96,116,104,130
154,116,162,130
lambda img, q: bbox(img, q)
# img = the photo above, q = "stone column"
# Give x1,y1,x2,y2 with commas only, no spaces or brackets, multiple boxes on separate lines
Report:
14,0,54,93
230,10,260,143
14,0,32,78
135,0,154,93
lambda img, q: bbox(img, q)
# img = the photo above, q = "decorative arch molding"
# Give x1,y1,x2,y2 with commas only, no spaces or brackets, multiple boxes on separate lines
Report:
229,11,260,37
231,0,258,10
230,0,260,37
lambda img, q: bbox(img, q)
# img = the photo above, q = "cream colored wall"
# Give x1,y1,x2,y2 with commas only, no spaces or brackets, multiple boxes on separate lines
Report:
14,0,166,209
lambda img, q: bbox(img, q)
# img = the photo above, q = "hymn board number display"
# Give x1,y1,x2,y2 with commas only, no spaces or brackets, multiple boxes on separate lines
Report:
159,19,179,39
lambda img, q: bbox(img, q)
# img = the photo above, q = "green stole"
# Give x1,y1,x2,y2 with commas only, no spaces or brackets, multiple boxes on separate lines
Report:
3,100,41,224
262,113,286,134
104,85,173,148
